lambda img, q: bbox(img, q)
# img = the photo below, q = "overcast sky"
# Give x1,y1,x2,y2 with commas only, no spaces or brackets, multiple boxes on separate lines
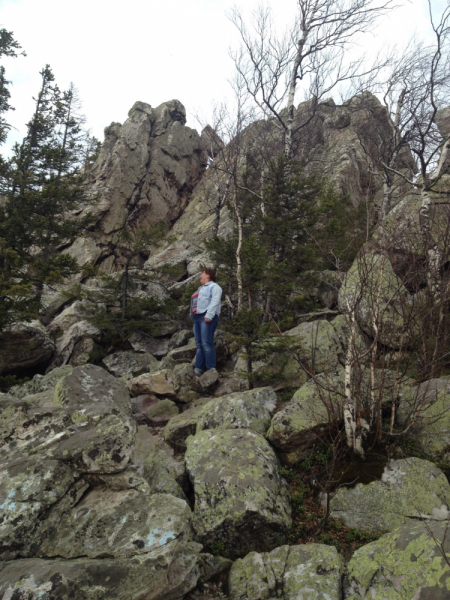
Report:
0,0,447,153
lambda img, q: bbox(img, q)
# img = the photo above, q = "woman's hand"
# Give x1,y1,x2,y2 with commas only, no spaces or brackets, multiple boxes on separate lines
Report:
205,318,212,323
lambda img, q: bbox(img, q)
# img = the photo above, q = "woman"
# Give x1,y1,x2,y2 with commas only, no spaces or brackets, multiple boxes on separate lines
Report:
190,268,222,376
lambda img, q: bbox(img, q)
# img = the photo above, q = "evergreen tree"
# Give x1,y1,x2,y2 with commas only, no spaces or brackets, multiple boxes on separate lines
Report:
84,224,177,347
0,67,93,331
0,29,24,146
206,155,364,384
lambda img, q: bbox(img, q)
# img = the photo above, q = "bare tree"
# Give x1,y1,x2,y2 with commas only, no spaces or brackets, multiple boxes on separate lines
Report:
229,0,394,160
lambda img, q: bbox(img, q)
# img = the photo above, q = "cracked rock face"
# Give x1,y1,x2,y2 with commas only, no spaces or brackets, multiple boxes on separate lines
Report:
0,365,135,558
74,99,207,270
35,490,193,559
0,541,202,600
229,543,344,600
344,520,450,599
196,386,276,435
185,428,292,557
328,457,450,533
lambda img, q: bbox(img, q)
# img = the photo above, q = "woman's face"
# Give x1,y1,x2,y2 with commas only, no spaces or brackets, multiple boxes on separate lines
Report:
200,271,210,285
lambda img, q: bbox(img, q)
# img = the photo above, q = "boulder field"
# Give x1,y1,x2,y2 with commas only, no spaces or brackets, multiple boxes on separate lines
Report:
0,362,449,599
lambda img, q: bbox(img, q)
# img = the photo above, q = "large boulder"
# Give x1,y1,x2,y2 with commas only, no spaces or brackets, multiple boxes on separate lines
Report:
164,403,206,452
284,319,343,373
397,375,450,456
185,429,292,557
0,456,74,559
267,369,416,465
229,544,344,600
144,443,188,500
8,365,73,399
50,319,101,368
328,458,450,533
266,373,343,465
0,542,202,599
196,387,276,435
35,490,192,559
102,351,159,378
0,320,55,375
338,249,414,349
0,364,135,475
344,520,450,599
130,369,178,398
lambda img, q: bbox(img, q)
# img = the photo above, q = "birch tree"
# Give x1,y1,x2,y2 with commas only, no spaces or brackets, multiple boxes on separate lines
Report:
229,0,394,160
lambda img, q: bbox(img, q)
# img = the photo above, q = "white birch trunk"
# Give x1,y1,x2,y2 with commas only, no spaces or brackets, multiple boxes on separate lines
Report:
229,190,244,310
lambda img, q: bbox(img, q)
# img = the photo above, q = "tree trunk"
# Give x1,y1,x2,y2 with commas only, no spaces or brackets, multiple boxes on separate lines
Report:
229,189,243,310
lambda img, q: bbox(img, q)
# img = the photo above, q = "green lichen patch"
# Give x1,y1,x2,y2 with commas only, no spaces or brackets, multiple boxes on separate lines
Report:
36,490,193,560
330,457,450,533
229,543,344,600
345,520,450,599
185,429,292,558
196,386,276,435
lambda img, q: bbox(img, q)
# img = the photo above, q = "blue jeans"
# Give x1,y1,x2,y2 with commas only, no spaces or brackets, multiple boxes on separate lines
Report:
193,313,219,371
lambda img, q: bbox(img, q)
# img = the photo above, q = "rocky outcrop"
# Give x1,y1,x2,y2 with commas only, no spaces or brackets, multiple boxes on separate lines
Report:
68,100,208,271
185,428,292,557
229,544,344,600
344,520,450,599
328,458,450,533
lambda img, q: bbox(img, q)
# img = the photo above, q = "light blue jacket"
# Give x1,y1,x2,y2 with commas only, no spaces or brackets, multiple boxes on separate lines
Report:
191,281,222,319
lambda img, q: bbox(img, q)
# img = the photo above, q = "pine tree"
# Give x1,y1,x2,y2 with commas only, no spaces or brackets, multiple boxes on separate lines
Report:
0,67,93,331
84,224,177,347
0,29,24,146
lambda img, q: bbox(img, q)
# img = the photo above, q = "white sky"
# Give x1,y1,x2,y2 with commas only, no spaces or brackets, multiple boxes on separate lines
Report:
0,0,447,153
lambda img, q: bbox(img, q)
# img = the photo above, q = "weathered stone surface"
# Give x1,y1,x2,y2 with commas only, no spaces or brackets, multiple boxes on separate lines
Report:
129,332,171,358
397,375,450,456
0,365,135,476
82,99,207,267
145,399,179,426
131,394,159,422
196,387,276,435
0,541,202,599
130,369,178,398
46,301,85,336
338,249,413,349
266,373,343,464
0,320,55,375
229,544,344,600
284,318,343,372
168,339,198,363
267,369,416,465
344,520,450,599
103,351,159,378
330,313,369,361
197,367,219,391
62,236,102,269
185,429,292,556
164,404,205,452
0,456,74,558
170,329,194,350
329,458,450,533
36,490,192,559
8,365,73,399
51,319,100,368
144,443,187,500
173,362,195,389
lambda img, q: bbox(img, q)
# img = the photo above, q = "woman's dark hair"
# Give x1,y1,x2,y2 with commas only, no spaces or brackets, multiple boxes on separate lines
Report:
202,267,217,282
